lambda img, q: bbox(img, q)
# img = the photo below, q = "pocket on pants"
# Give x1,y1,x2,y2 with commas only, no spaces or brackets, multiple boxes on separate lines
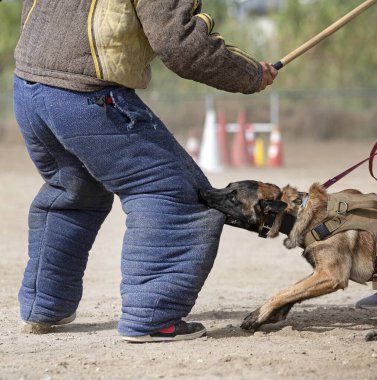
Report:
110,88,155,127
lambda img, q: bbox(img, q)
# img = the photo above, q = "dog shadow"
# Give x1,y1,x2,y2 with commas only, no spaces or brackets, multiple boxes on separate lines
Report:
190,305,377,340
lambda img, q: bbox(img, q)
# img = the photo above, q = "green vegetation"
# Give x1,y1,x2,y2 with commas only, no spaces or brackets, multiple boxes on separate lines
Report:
0,0,375,140
0,0,377,93
148,0,377,93
1,0,376,93
273,0,377,90
0,0,22,91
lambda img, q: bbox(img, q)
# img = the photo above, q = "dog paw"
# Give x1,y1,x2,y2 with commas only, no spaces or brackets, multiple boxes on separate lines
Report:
240,308,262,331
284,238,297,249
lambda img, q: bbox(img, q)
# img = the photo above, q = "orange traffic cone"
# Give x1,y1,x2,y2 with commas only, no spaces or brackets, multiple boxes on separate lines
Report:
267,125,283,167
217,111,230,167
231,110,249,167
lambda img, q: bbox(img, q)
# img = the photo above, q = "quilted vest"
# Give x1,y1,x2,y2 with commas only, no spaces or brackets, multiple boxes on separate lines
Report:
15,0,156,90
89,0,156,88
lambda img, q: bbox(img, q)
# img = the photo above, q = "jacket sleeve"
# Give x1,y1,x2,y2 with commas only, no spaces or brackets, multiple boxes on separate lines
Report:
135,0,263,94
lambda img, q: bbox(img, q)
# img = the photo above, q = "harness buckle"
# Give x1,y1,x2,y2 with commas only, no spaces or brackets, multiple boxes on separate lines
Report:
312,223,331,241
337,201,348,214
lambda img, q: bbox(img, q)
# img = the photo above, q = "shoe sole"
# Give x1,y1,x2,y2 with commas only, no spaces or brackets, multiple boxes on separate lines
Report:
356,305,377,310
21,312,76,334
123,328,206,343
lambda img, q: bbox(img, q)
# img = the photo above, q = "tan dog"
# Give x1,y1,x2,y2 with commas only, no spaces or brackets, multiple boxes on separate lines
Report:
200,181,377,331
242,183,377,331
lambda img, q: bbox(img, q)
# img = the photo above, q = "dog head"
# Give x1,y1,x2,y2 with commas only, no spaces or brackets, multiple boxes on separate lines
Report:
199,180,283,231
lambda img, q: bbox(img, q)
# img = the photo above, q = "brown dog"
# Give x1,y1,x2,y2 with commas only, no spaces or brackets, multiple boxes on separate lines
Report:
200,182,377,331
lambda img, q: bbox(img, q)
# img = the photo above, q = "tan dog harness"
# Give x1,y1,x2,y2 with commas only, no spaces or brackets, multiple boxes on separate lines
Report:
304,192,377,288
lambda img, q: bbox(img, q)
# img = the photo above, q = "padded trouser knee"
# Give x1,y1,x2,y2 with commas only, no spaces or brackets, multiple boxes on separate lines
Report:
118,198,224,336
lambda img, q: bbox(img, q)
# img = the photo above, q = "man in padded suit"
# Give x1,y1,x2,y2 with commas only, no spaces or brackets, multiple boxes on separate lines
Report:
14,0,277,342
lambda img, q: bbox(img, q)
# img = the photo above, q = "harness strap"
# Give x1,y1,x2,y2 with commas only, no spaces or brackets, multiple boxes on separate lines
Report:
304,215,347,247
327,194,377,216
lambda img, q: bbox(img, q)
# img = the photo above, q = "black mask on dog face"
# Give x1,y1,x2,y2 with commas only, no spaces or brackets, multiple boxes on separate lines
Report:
199,180,281,231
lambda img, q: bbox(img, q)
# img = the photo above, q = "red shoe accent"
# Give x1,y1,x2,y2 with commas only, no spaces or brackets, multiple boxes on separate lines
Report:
158,325,175,334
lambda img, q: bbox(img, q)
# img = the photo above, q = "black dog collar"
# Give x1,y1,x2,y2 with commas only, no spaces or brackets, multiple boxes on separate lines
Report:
258,212,277,238
279,213,296,236
259,212,296,238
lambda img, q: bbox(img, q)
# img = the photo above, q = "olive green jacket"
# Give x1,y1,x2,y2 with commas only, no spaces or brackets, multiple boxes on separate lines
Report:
15,0,263,93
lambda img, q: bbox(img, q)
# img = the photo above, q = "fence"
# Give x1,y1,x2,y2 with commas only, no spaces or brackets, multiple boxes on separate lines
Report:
140,89,377,142
0,89,376,143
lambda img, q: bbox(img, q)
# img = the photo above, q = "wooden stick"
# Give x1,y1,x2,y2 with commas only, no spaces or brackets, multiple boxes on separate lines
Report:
273,0,377,70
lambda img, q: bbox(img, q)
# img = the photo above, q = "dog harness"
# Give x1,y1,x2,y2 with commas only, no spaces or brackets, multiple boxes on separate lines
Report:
303,192,377,289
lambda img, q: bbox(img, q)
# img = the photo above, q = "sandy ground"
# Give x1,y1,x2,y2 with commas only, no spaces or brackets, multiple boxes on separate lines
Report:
1,138,377,380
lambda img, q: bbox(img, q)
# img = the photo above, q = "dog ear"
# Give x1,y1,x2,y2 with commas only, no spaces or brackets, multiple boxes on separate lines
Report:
259,199,287,214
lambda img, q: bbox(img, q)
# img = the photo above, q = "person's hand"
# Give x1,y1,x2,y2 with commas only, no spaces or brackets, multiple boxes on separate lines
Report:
258,62,278,92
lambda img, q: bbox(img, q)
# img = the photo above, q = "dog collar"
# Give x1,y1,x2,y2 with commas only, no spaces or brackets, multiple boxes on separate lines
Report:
258,212,277,238
279,213,296,235
259,212,296,238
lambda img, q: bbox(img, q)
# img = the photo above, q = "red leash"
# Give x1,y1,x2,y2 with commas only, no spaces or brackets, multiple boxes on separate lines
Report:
322,142,377,189
369,142,377,181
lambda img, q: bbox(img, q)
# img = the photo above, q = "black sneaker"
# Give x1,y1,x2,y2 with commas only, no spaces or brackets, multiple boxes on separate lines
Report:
122,321,206,343
355,292,377,309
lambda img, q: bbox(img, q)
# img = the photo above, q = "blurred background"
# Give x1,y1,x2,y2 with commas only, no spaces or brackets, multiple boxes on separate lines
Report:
0,0,376,148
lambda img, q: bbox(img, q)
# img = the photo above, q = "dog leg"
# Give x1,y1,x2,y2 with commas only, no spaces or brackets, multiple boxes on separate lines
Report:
241,302,294,331
241,270,347,331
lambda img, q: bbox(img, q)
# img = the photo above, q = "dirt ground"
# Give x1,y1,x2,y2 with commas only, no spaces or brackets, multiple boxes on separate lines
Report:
1,138,377,380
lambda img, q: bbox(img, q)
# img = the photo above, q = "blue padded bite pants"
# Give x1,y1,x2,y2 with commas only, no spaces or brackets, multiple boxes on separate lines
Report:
13,76,225,336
